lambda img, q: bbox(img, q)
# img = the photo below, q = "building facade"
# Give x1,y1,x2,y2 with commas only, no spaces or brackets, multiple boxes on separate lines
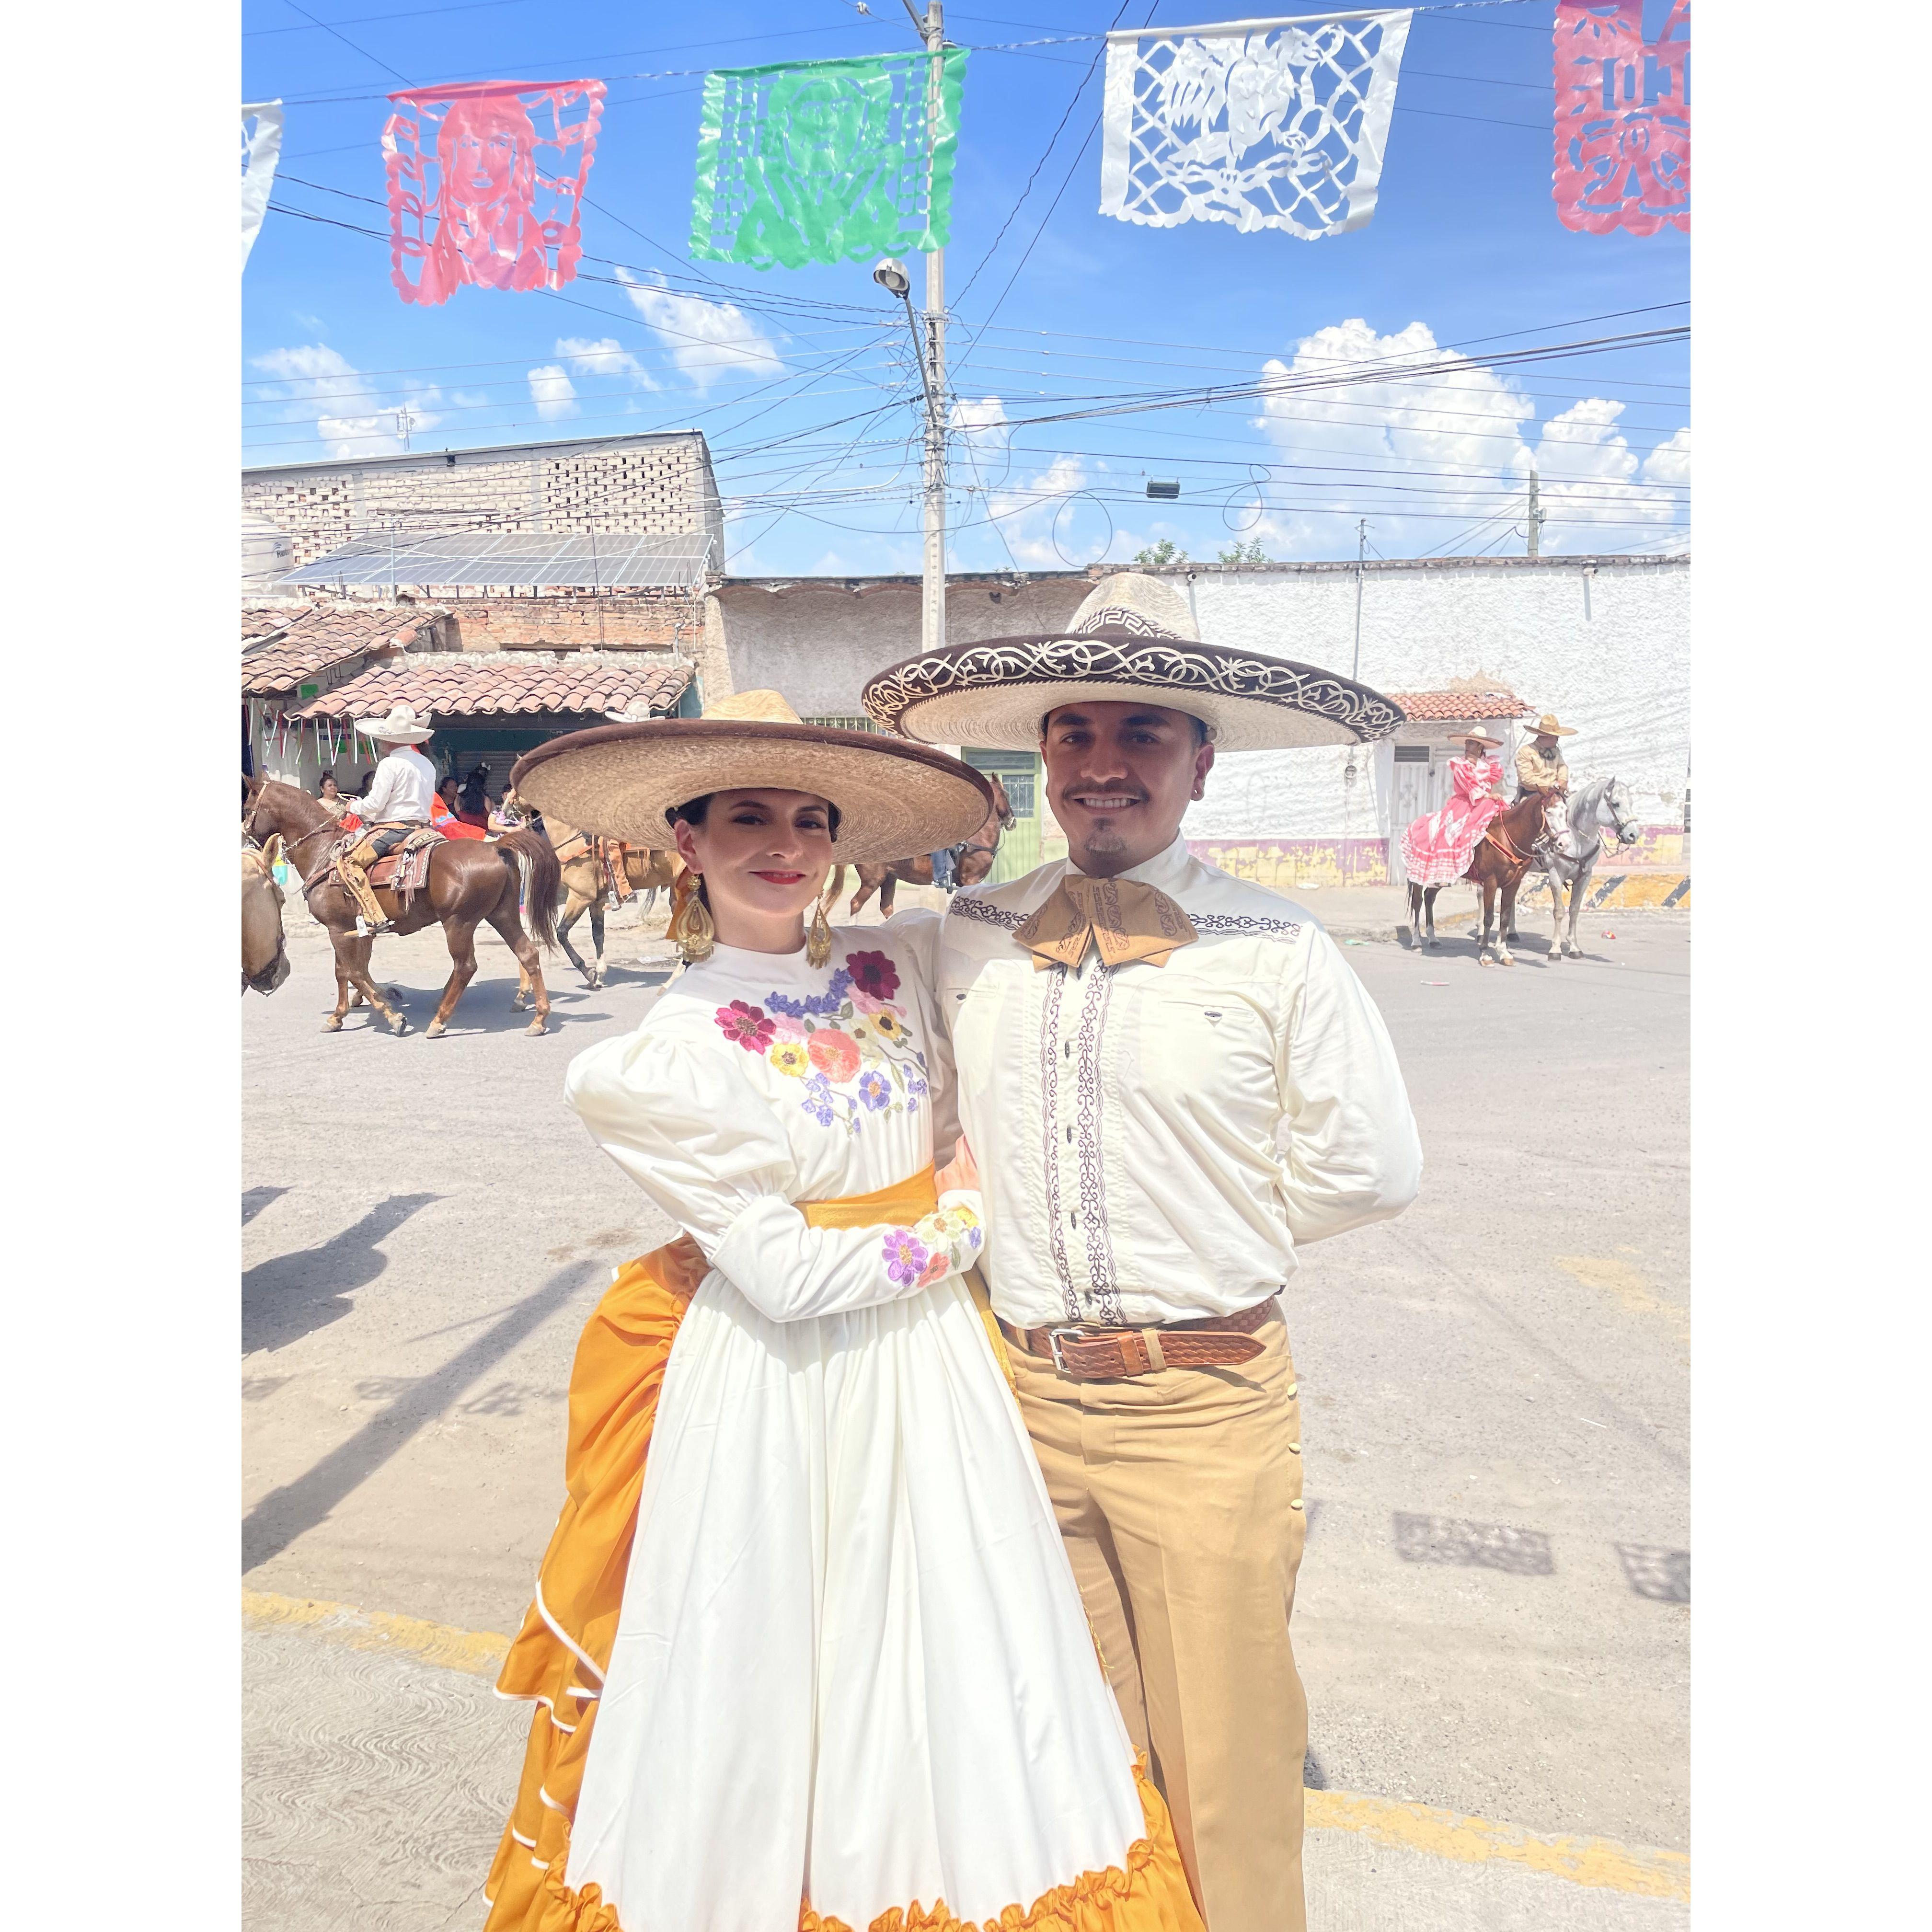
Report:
703,553,1690,888
242,431,725,573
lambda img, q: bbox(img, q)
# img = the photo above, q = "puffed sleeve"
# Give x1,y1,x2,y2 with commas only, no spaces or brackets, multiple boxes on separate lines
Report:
1273,927,1423,1242
564,1026,983,1322
881,909,962,1166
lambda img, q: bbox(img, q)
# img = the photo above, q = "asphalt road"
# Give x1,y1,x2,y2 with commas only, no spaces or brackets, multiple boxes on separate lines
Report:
242,893,1688,1856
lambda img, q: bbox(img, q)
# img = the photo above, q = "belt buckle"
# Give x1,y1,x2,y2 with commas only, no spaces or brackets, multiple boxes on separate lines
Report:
1046,1324,1092,1374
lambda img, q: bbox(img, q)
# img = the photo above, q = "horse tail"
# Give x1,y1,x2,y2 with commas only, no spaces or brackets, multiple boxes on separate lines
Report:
500,828,560,949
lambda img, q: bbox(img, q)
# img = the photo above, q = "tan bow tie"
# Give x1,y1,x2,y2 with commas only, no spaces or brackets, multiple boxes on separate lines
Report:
1013,874,1198,971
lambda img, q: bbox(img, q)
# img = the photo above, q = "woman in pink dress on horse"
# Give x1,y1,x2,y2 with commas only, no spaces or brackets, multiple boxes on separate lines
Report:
1400,730,1509,886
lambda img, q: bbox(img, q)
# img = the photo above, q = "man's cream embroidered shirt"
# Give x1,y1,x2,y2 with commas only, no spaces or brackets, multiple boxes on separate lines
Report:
924,834,1422,1331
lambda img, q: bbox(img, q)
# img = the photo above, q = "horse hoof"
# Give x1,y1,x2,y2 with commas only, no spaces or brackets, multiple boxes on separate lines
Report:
392,1018,413,1036
526,1019,547,1037
425,1021,445,1039
322,1017,343,1031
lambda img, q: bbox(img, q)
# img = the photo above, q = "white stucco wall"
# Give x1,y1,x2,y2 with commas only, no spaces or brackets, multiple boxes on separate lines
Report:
1177,556,1689,838
713,555,1689,840
715,574,1089,719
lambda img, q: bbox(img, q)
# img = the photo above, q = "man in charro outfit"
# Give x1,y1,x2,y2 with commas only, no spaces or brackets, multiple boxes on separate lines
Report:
1515,711,1576,799
339,702,439,934
864,573,1424,1932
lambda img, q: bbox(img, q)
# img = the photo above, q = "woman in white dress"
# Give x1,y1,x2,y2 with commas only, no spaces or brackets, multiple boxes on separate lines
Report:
484,692,1201,1932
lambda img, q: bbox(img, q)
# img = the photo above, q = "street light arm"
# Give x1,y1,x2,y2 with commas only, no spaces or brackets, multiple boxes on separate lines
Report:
899,0,929,35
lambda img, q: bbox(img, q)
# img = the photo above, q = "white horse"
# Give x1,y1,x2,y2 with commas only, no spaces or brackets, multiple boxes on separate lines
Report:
1526,775,1639,960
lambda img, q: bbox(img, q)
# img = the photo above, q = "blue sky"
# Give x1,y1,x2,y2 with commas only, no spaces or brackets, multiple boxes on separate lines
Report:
242,1,1690,574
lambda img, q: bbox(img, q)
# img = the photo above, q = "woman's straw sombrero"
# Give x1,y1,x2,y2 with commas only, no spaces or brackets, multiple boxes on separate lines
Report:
509,690,995,862
862,571,1405,753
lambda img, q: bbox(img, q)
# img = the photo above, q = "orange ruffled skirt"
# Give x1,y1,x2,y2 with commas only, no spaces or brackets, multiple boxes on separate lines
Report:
483,1233,1203,1932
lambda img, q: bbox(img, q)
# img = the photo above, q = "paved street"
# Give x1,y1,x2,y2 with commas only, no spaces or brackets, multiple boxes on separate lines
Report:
243,893,1688,1925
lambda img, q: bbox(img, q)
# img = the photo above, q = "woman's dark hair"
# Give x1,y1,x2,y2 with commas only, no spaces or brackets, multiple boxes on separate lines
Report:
671,792,840,840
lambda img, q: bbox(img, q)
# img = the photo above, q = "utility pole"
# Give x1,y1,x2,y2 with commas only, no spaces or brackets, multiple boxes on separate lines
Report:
905,0,947,656
1526,465,1544,557
1351,517,1367,681
396,404,415,452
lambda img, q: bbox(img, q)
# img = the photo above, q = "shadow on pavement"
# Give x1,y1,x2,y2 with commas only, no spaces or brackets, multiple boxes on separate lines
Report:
242,1258,596,1575
242,1185,290,1227
243,1193,442,1356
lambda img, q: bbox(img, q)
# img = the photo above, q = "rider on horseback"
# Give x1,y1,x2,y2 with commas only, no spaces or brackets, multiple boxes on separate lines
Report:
341,702,439,936
1514,712,1576,800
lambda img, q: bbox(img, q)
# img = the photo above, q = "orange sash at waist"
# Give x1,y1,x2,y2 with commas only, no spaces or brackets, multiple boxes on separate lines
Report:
799,1163,938,1230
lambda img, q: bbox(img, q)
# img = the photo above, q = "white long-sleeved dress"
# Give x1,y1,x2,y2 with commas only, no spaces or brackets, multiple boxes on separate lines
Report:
552,924,1168,1932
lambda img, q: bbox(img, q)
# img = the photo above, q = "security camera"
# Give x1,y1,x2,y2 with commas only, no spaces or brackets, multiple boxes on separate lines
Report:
872,257,911,298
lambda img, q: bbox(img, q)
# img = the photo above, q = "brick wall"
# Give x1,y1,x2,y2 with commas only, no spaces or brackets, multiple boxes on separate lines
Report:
448,595,701,652
243,435,723,570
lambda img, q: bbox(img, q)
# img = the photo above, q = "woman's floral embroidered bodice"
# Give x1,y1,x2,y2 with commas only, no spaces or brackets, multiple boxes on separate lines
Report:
565,920,979,1311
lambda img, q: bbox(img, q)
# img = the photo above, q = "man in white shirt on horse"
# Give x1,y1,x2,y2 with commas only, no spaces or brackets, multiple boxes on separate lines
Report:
342,702,439,935
866,574,1423,1932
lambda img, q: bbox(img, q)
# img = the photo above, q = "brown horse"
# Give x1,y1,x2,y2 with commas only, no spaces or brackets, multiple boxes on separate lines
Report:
525,823,681,998
242,840,290,995
1407,790,1565,966
825,774,1015,920
242,774,561,1036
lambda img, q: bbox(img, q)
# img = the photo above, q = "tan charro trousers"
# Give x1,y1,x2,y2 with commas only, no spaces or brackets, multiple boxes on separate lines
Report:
1011,1312,1309,1932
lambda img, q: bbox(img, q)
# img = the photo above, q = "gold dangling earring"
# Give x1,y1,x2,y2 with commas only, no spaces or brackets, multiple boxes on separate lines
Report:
670,871,716,963
805,894,833,968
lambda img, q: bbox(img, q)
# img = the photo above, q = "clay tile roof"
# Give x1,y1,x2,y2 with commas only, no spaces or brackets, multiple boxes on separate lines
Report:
293,651,692,724
1383,689,1531,722
240,605,449,697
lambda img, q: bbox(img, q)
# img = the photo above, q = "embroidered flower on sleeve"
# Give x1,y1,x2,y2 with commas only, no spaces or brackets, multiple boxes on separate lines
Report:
800,1074,836,1127
844,950,900,1001
882,1228,930,1285
768,1040,812,1079
855,1069,891,1111
806,1029,862,1083
917,1246,953,1287
868,1009,909,1044
715,1000,775,1052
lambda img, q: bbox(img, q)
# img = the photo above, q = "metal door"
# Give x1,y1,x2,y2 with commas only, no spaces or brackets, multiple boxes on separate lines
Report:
1389,745,1450,887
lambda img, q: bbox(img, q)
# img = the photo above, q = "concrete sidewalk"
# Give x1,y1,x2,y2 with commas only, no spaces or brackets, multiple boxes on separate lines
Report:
244,1591,1690,1932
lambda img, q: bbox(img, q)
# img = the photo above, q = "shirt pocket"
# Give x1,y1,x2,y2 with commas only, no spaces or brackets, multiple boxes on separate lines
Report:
1128,987,1279,1128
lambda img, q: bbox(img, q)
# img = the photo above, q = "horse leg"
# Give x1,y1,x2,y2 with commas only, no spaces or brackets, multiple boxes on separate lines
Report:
424,916,481,1038
486,905,550,1035
555,891,596,987
324,937,356,1030
1425,886,1440,948
1403,883,1418,947
342,936,411,1033
588,901,605,988
1478,876,1497,963
1497,879,1519,966
880,873,896,920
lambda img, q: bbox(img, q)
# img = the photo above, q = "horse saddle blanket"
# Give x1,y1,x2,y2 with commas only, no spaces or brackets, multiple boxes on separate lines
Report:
351,825,443,905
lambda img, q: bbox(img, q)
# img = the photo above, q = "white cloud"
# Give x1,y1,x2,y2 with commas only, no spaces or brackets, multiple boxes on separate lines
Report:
1245,317,1688,556
526,364,579,421
251,344,442,459
952,395,1106,568
614,269,785,388
555,336,660,390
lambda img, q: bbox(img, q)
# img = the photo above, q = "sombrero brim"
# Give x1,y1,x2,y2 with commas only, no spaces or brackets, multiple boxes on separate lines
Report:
509,720,995,861
863,627,1405,753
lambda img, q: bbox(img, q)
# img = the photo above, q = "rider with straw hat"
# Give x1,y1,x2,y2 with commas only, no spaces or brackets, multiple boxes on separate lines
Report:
479,690,1203,1932
1515,711,1576,799
341,701,437,935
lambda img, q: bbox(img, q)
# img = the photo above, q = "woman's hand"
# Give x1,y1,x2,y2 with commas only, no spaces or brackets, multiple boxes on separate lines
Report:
936,1138,980,1196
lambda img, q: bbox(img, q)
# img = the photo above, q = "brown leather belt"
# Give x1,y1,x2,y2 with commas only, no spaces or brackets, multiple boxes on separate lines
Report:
998,1296,1277,1381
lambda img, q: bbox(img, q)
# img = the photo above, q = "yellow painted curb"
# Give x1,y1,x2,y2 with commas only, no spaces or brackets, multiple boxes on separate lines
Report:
245,1589,1689,1902
1305,1790,1689,1901
243,1588,512,1679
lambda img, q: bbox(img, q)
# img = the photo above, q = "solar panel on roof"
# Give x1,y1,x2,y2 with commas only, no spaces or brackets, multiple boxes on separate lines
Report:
279,530,714,590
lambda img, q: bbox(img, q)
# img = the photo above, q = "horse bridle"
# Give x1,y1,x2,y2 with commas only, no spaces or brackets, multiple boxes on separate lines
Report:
243,797,338,874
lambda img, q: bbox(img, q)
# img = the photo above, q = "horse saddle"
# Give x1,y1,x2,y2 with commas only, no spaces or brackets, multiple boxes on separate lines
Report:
364,827,442,901
552,830,593,865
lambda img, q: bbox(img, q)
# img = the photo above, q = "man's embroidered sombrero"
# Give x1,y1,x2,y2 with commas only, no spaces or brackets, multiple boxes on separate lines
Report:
509,690,994,862
862,572,1405,753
